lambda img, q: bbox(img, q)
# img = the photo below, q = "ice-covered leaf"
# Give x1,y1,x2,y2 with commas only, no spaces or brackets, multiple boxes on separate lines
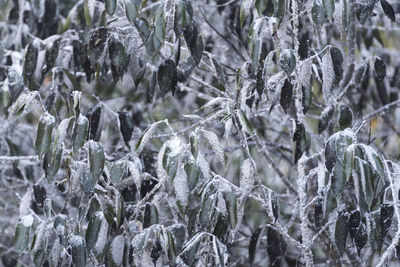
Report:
35,113,55,160
380,0,395,22
174,164,189,214
379,203,394,246
321,49,334,98
143,203,159,228
23,43,38,84
109,235,125,266
70,235,86,267
202,130,224,164
280,78,293,113
126,0,139,23
14,215,34,253
110,161,126,184
348,210,361,240
335,212,348,256
279,49,296,75
293,121,308,164
374,57,386,81
88,141,105,181
249,227,262,265
136,120,164,155
86,104,103,141
240,0,252,28
158,59,177,96
318,106,334,133
78,163,95,194
330,47,343,84
323,0,335,20
338,105,353,130
223,191,237,229
312,0,327,29
118,111,134,145
9,91,39,119
266,226,286,265
105,0,116,15
86,211,108,252
72,115,89,154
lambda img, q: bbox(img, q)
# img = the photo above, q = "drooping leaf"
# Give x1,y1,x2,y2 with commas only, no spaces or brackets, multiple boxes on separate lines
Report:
354,220,367,255
86,211,107,251
35,113,55,160
108,36,130,83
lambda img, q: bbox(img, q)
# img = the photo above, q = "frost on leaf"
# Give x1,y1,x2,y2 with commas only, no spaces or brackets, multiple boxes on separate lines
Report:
321,49,335,101
201,130,224,164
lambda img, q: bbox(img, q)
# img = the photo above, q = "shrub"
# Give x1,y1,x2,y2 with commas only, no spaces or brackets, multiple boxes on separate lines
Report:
0,0,400,266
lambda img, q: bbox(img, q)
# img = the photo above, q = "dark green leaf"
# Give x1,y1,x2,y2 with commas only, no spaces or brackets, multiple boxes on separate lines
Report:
157,59,177,96
266,226,286,265
280,78,293,113
275,0,286,21
380,204,394,246
380,0,395,22
339,105,353,130
86,104,103,141
374,57,386,81
312,1,327,29
118,111,134,145
293,120,307,164
315,196,323,229
348,210,361,240
318,106,334,133
23,43,38,84
335,212,348,256
70,235,86,267
330,47,343,84
249,227,262,265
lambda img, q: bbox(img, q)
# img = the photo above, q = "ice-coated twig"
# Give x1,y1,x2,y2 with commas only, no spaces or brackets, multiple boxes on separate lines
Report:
0,155,39,161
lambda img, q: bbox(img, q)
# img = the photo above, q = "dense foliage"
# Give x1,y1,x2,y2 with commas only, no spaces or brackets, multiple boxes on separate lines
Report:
0,0,400,266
